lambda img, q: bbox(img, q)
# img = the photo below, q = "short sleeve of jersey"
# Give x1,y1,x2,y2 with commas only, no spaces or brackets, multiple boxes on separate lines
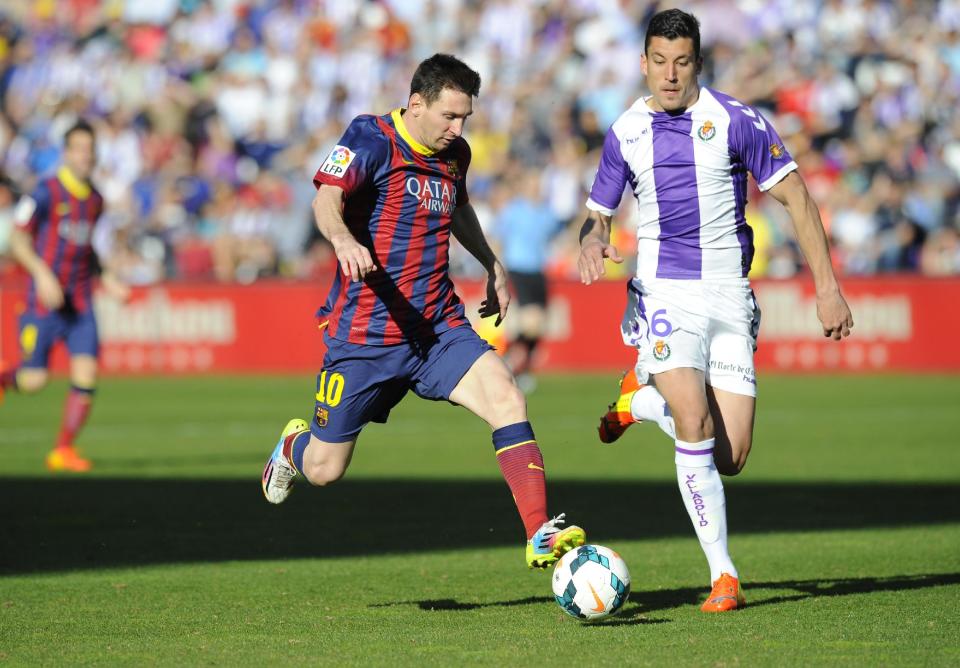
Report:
586,128,629,215
313,115,390,196
15,182,49,235
728,105,798,192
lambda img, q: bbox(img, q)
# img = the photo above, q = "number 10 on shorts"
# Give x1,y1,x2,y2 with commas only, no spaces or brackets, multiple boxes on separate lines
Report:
315,371,346,407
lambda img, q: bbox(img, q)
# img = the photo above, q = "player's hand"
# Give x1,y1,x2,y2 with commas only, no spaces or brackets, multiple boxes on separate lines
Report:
480,261,510,326
816,291,854,340
101,271,132,303
332,234,377,282
578,239,623,285
34,266,64,310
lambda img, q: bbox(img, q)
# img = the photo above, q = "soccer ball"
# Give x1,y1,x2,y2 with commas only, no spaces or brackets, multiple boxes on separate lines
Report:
552,544,631,621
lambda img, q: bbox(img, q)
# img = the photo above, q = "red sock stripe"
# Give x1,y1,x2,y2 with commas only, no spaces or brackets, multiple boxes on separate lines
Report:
57,388,94,448
496,442,548,539
281,431,299,464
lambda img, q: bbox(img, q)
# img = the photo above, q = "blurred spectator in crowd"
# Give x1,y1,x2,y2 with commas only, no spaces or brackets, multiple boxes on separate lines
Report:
491,168,565,391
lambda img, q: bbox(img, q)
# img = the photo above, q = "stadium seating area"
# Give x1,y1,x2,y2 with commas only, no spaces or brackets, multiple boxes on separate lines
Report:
0,0,958,283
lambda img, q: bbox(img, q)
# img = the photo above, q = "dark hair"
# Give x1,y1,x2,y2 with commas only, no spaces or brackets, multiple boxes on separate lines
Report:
64,118,95,145
645,9,701,60
409,53,481,104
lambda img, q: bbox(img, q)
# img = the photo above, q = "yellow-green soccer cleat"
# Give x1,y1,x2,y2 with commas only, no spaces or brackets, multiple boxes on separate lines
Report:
526,513,586,569
261,418,309,504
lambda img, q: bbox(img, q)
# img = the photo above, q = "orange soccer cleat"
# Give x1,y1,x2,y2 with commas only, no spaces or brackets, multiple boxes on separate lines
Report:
701,573,745,613
45,447,93,473
597,368,645,444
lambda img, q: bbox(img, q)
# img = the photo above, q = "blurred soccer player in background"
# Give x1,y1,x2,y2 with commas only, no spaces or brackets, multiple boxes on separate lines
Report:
262,54,586,569
579,9,854,611
492,169,564,393
1,119,130,472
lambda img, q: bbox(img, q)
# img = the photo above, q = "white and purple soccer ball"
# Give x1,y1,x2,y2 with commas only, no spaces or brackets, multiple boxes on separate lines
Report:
552,544,631,621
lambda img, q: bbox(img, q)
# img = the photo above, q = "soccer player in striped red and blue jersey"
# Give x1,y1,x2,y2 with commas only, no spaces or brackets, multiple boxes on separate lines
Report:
1,119,129,472
262,54,586,569
579,9,854,612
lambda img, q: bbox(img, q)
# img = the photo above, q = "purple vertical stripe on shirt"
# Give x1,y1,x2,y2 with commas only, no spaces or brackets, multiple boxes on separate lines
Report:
652,114,701,279
589,128,630,210
730,165,753,277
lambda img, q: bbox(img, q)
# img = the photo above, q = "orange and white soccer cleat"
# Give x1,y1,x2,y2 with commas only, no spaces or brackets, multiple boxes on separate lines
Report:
45,447,93,473
701,573,745,612
597,368,645,444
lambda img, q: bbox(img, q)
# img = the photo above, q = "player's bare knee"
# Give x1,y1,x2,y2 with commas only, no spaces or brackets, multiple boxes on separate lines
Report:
487,382,527,427
673,412,714,442
16,370,48,394
717,443,751,476
716,459,744,476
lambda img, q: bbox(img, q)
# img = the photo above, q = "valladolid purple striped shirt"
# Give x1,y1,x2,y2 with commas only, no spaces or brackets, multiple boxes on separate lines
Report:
586,87,797,282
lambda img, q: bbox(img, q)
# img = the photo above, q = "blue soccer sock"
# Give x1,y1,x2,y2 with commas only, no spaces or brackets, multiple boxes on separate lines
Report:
284,429,310,475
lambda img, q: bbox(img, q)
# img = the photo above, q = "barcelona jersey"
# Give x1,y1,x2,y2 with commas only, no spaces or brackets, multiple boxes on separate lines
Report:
313,109,472,345
17,167,104,315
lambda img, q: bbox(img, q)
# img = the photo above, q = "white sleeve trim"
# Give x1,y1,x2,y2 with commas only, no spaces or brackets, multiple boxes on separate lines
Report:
585,197,618,216
758,161,798,192
13,195,36,227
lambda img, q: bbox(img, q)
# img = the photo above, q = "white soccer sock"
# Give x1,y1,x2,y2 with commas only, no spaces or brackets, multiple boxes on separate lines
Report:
675,438,737,583
630,385,676,438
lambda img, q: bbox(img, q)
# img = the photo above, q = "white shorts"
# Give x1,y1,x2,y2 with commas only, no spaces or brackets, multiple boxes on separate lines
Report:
620,278,761,397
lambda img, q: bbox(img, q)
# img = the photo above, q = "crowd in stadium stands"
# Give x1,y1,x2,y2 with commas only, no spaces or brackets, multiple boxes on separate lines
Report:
0,0,958,285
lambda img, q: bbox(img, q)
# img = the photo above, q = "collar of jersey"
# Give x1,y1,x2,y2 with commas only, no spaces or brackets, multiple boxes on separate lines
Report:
391,108,435,156
57,166,91,200
642,87,705,115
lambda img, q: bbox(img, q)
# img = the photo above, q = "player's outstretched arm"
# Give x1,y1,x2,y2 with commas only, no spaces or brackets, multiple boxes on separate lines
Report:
767,171,854,340
9,226,64,309
313,184,376,282
577,210,622,285
451,203,509,325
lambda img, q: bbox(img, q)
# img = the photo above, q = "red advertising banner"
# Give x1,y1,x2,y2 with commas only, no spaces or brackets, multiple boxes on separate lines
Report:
1,277,958,374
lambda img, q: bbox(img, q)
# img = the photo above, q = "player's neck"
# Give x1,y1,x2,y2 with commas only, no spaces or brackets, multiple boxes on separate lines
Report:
646,86,701,114
397,108,434,155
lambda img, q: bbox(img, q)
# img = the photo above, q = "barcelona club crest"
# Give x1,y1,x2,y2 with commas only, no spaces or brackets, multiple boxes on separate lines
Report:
697,121,716,141
653,340,671,361
315,406,329,428
769,143,785,159
446,159,459,176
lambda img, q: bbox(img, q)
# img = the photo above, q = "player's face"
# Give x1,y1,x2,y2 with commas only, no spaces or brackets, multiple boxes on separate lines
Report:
409,88,473,152
63,130,96,181
641,36,702,112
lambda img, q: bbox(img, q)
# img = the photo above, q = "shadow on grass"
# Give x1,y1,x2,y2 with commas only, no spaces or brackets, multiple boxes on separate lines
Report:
370,596,546,611
625,571,960,616
369,572,960,625
1,478,957,575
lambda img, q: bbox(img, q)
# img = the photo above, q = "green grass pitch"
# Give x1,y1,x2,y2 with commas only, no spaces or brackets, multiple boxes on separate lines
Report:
1,373,959,665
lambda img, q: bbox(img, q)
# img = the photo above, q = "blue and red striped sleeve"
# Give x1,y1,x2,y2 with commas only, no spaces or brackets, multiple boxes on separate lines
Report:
313,115,390,196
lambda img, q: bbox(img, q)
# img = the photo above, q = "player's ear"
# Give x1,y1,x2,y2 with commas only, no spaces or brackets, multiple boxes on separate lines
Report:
409,93,424,116
640,53,648,76
695,57,703,75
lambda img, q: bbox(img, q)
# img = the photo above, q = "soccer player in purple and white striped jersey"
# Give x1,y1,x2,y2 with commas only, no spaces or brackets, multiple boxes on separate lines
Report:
579,9,854,612
1,119,130,472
